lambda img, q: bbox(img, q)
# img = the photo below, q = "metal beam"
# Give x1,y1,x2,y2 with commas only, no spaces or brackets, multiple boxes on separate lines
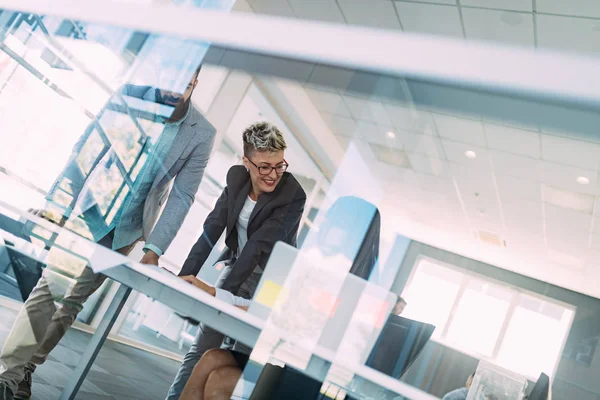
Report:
0,0,600,113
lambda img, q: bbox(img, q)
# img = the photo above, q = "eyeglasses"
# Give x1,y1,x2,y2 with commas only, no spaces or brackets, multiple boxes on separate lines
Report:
247,158,289,176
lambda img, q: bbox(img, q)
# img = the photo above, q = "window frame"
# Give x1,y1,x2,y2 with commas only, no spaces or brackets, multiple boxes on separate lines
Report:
402,255,576,380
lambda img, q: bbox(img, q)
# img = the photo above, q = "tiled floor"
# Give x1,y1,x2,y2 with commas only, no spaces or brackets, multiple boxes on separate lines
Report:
0,306,182,400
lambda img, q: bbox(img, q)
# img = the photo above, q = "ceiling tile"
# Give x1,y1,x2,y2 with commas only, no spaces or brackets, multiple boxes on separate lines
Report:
334,134,351,150
305,88,352,117
482,117,539,132
489,150,541,181
484,123,540,158
503,199,543,235
451,164,500,221
287,0,346,23
546,246,588,269
369,143,412,168
408,153,449,177
232,0,253,12
308,66,353,90
338,0,402,30
394,2,464,38
537,14,600,55
592,233,600,251
461,0,532,12
496,174,541,203
541,127,600,145
405,0,457,5
451,162,495,186
543,185,595,215
537,0,600,18
541,161,599,196
442,140,491,169
545,203,592,234
397,131,444,158
320,113,358,137
433,114,486,146
384,103,434,134
462,8,534,47
416,172,455,194
343,96,393,126
541,135,600,170
247,0,296,17
469,212,505,233
356,121,398,146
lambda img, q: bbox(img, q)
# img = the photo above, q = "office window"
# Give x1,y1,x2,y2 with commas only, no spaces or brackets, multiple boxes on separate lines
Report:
402,256,574,379
401,259,462,341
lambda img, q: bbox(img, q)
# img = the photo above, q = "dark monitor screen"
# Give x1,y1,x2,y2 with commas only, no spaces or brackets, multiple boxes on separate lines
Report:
366,314,435,379
527,373,549,400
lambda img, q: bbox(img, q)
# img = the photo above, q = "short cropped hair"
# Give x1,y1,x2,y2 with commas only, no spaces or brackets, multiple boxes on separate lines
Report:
242,122,287,157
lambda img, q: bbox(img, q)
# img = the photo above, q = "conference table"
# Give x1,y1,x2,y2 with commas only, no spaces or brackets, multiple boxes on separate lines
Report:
0,203,438,400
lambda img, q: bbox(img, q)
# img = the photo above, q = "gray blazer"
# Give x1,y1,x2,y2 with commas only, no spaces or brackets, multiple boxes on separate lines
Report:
47,85,216,253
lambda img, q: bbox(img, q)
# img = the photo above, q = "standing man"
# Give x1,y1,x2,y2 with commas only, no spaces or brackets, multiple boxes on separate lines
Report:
0,65,216,400
166,122,307,399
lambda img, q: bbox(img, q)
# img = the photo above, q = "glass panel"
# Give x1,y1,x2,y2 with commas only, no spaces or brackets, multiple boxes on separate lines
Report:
2,3,600,399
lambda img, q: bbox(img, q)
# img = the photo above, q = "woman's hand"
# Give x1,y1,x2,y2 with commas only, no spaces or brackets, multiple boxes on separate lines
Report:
180,275,217,296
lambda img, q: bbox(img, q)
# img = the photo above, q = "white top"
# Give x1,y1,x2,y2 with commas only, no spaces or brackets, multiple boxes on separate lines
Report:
236,195,257,255
215,288,251,308
212,196,257,309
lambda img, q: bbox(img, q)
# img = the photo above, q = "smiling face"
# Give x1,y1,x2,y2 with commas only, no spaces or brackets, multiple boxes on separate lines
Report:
243,150,286,199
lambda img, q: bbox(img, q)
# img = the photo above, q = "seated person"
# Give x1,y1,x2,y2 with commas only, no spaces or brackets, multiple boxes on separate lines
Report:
179,348,246,400
442,372,475,400
167,121,307,399
178,196,382,400
176,276,249,399
392,295,407,316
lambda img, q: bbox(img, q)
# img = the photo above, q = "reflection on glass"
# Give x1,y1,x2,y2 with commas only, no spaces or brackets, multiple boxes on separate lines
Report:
2,3,600,399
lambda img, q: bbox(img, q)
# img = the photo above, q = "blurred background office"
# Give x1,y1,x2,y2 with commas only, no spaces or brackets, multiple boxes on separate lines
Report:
1,0,600,399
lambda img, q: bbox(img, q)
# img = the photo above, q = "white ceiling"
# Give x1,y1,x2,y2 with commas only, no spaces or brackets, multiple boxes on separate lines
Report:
239,0,600,55
233,0,600,298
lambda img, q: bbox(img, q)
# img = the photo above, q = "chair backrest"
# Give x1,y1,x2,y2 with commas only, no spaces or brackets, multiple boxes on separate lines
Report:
249,363,323,400
366,314,435,379
5,247,43,301
528,373,549,400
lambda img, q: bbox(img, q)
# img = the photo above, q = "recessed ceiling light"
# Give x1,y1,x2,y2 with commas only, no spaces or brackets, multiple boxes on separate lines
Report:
386,131,396,139
465,150,477,159
577,176,590,185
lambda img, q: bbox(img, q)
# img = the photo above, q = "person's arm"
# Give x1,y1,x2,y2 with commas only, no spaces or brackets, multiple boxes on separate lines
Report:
180,275,250,311
177,183,229,276
220,192,306,294
142,130,216,264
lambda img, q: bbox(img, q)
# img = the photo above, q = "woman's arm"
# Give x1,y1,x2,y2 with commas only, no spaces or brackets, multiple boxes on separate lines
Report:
180,275,250,311
178,185,229,277
180,275,216,296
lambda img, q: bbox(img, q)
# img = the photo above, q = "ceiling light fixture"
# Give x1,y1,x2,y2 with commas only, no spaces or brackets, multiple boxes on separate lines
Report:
465,150,477,159
577,176,590,185
386,131,396,139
